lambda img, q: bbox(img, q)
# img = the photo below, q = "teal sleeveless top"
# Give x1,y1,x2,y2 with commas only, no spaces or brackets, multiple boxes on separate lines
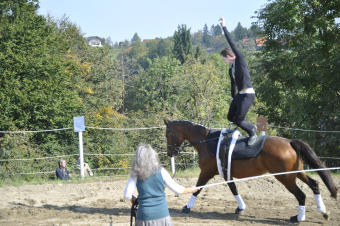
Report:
136,171,169,220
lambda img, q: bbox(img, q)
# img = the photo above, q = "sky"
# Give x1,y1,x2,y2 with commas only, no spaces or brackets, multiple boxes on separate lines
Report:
38,0,269,43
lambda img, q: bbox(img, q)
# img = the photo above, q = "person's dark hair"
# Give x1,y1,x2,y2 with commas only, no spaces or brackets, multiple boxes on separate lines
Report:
220,48,235,57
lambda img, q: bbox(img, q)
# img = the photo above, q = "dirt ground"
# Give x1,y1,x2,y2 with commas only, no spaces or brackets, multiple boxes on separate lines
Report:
0,175,339,226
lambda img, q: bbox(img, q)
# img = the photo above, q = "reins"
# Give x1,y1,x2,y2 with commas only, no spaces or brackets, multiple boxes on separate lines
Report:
168,137,220,148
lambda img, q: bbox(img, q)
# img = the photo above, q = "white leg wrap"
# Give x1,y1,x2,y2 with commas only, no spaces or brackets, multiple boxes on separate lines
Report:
297,205,306,222
314,194,326,213
235,195,246,210
186,195,197,208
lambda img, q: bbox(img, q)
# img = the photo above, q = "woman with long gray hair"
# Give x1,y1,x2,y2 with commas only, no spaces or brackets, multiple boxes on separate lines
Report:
124,144,198,226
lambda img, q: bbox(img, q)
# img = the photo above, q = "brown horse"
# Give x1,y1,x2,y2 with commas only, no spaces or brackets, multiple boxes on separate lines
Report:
164,119,337,222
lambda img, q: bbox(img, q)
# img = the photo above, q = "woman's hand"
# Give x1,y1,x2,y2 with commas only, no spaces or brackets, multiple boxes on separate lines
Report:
131,195,137,204
184,186,200,194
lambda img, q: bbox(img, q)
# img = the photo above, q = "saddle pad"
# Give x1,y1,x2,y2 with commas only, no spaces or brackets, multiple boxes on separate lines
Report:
221,135,267,160
207,130,267,160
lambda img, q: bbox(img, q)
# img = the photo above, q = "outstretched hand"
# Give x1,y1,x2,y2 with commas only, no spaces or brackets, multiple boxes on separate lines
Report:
219,17,226,27
190,186,200,193
184,186,200,194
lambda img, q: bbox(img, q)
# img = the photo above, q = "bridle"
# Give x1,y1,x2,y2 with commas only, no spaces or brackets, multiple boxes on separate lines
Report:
166,124,220,154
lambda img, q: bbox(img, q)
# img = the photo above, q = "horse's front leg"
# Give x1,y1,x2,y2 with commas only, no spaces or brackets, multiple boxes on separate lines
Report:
227,179,246,215
182,171,215,213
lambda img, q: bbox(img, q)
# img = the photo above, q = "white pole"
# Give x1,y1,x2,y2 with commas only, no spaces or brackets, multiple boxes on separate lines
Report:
78,131,85,178
171,157,175,175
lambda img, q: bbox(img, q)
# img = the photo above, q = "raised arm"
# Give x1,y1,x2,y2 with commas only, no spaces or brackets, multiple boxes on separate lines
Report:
219,17,243,58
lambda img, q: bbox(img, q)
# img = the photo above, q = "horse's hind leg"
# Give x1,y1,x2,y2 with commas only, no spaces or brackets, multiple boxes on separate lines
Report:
275,175,306,222
297,172,328,219
227,180,246,215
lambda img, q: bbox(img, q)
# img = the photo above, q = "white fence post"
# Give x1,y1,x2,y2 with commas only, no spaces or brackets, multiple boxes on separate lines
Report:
74,116,85,178
78,131,84,178
171,157,175,175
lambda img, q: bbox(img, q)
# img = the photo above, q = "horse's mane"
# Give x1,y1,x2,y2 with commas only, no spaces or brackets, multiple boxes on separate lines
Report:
171,120,210,134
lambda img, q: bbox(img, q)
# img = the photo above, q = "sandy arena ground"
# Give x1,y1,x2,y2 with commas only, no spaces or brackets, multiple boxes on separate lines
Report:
0,175,339,226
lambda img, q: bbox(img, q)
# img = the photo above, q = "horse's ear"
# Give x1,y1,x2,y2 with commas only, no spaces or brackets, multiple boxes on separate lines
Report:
164,118,170,125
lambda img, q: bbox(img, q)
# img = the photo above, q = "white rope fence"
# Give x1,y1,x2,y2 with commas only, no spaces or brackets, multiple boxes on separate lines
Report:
268,125,340,133
85,126,165,131
0,125,339,133
0,152,170,162
8,171,56,175
0,154,79,162
1,124,339,177
0,128,72,134
0,152,335,162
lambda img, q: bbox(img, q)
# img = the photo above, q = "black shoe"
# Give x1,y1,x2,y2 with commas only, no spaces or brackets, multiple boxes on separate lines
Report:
248,134,257,145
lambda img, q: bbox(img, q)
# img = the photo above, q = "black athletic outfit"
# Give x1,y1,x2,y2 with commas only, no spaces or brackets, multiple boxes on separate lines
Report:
222,26,256,136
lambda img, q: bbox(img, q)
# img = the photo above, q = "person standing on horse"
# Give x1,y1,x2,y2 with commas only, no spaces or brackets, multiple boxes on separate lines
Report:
124,144,199,226
219,16,257,145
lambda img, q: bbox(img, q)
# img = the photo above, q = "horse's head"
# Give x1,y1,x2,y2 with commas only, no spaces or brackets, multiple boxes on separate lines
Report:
164,119,185,157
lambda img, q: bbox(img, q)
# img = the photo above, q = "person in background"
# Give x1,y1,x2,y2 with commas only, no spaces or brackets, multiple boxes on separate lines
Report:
219,16,257,145
124,144,199,226
76,157,94,176
56,158,70,180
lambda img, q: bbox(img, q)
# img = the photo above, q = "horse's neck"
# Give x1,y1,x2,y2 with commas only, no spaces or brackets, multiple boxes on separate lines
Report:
183,125,211,161
183,125,208,143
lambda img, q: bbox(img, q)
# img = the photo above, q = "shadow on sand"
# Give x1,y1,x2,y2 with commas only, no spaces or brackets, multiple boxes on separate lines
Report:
9,202,321,225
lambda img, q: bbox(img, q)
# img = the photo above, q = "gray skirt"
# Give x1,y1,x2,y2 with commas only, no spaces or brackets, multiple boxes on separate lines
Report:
135,216,173,226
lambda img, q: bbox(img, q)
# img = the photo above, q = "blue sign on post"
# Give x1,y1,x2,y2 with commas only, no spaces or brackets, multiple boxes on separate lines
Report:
74,116,85,132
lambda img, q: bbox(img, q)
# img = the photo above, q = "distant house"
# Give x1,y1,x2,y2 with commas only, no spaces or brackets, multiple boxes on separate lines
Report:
87,36,105,47
255,38,266,50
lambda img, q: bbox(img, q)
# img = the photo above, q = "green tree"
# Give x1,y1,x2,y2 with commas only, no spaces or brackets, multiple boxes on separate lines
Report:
174,55,230,125
210,24,222,37
145,38,171,60
172,24,192,64
254,0,340,156
192,30,203,46
131,32,141,43
202,23,211,46
233,22,248,40
0,0,86,179
249,24,262,38
125,56,182,112
0,0,84,134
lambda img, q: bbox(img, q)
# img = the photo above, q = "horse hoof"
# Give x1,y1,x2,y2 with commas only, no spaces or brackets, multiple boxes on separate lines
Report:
289,215,305,223
322,212,329,220
182,205,190,213
235,207,245,215
290,215,298,223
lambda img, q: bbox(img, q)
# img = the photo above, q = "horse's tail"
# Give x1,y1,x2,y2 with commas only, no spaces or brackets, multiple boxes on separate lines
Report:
290,139,337,199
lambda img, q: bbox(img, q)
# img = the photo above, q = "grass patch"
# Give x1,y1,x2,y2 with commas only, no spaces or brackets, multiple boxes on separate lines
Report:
1,167,338,188
173,167,200,178
0,174,130,188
